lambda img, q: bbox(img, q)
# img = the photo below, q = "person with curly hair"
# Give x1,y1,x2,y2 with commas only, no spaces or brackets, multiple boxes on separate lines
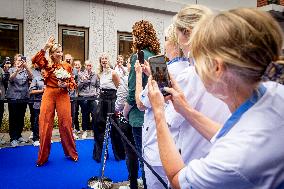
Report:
123,20,160,189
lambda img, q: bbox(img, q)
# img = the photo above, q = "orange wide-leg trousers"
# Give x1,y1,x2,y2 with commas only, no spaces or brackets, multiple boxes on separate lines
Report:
37,87,78,165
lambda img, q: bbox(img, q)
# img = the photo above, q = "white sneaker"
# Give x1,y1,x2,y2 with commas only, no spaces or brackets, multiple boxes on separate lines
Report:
29,132,33,139
0,139,5,145
17,137,27,143
11,140,19,147
137,178,143,188
119,186,130,189
82,131,87,139
33,141,40,146
73,133,78,140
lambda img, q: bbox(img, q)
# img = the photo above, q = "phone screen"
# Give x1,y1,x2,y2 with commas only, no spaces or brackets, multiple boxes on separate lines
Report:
148,55,171,96
137,50,144,64
21,56,26,62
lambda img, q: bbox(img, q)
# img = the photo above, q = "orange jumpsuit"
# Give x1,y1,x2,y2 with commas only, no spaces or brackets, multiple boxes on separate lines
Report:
32,50,78,166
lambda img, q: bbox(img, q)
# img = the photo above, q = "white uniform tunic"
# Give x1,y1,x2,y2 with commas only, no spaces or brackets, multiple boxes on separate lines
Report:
179,82,284,189
140,58,190,188
141,60,230,166
140,58,230,188
140,57,190,166
173,66,230,164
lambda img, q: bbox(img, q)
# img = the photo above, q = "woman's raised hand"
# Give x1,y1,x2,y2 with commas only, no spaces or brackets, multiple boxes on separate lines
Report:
44,36,55,51
148,76,165,114
142,60,151,76
134,60,142,74
164,76,191,117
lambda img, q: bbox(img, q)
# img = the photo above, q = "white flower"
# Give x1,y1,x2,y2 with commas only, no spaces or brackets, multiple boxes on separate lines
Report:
54,67,71,80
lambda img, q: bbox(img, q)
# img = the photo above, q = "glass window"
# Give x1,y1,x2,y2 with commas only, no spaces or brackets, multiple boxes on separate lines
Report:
0,19,23,64
117,32,133,61
58,25,89,64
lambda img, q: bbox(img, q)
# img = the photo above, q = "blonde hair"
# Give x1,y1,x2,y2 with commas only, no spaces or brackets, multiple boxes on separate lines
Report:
48,43,62,56
13,54,22,61
117,55,124,61
98,52,111,76
165,24,184,57
173,4,212,43
165,24,178,45
190,8,284,85
48,43,62,65
85,60,92,65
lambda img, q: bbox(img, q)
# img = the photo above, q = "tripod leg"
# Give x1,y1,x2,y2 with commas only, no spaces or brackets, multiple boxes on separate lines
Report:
100,115,112,179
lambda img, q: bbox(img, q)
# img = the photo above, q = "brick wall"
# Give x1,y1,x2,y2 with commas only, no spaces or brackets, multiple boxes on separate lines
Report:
257,0,284,6
257,0,268,7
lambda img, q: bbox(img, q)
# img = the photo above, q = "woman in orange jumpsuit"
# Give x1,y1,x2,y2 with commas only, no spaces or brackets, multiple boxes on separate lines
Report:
32,36,78,166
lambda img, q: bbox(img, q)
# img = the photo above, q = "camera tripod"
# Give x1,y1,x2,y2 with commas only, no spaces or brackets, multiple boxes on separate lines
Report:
88,113,113,189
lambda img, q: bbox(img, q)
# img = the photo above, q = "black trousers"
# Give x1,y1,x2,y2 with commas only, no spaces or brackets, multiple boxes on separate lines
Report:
0,101,4,128
71,100,80,131
28,103,35,131
116,116,139,189
33,109,40,141
93,89,125,162
79,99,97,131
8,101,27,141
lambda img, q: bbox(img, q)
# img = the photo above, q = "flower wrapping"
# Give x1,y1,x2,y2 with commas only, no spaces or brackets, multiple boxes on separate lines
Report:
54,67,71,81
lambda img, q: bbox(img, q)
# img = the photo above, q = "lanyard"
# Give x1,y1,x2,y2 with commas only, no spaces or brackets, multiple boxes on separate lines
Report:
216,84,267,139
166,57,189,65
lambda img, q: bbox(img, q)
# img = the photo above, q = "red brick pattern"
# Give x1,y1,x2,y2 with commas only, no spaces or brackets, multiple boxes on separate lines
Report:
257,0,268,7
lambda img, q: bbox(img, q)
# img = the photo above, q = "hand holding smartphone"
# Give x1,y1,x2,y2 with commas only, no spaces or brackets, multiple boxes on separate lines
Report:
148,55,171,96
137,50,144,65
21,56,26,62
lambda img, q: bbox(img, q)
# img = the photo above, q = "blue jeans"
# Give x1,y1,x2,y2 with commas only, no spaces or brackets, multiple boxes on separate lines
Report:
132,126,147,189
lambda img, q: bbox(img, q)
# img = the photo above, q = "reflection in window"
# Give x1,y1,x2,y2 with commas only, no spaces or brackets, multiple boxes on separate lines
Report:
59,25,89,65
118,32,133,61
0,19,23,64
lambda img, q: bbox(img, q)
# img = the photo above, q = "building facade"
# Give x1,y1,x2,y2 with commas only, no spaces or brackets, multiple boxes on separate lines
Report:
0,0,282,68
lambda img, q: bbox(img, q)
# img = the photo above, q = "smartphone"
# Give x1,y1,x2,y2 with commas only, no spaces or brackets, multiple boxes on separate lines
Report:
5,57,11,64
137,50,144,64
148,55,171,96
21,56,26,62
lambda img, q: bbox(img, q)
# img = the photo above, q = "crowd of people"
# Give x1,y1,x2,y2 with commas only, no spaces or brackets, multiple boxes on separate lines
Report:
0,3,284,189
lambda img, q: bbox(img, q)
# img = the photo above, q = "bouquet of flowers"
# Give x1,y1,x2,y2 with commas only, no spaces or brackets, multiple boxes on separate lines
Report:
54,67,71,81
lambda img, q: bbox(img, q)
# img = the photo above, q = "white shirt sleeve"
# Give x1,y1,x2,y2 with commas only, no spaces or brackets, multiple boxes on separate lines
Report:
178,138,254,189
139,84,152,108
178,160,252,189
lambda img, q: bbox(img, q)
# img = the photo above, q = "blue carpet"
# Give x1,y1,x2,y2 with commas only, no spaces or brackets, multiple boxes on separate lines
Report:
0,139,130,189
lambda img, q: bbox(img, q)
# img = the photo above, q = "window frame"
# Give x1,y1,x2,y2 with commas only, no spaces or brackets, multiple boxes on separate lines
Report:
0,18,24,56
117,31,133,58
58,25,89,62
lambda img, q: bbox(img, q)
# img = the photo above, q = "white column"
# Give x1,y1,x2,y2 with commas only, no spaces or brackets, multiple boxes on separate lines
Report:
24,0,56,61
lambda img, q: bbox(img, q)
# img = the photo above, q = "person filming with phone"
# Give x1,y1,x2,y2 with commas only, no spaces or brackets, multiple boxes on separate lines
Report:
6,54,33,147
123,20,160,189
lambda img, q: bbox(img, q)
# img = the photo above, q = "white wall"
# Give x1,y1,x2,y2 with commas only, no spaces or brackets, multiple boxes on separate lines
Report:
57,0,90,27
115,6,143,32
105,0,186,12
0,0,24,19
198,0,257,10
